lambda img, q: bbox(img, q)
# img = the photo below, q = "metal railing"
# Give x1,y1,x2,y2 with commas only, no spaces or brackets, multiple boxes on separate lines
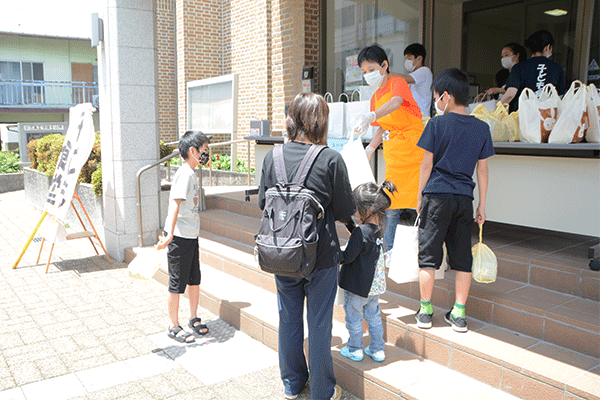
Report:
0,79,98,108
135,138,254,247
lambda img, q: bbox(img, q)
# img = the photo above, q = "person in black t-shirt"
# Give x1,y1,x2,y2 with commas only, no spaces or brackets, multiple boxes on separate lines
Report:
502,30,565,112
258,92,355,400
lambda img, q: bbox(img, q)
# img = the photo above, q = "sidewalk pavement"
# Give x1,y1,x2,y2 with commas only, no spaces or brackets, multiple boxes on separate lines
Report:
0,190,359,400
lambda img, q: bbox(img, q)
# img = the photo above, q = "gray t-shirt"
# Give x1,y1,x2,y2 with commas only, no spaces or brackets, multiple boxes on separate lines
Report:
168,163,199,239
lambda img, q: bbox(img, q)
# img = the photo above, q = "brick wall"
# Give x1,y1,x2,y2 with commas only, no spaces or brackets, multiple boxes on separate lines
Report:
158,0,321,168
156,0,177,143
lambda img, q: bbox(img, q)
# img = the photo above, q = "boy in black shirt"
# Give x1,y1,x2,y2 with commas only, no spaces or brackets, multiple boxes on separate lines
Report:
415,68,495,332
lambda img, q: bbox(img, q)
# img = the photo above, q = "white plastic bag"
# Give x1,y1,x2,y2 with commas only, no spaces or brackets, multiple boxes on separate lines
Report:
466,96,497,115
471,224,497,284
388,219,445,284
344,91,375,139
339,130,375,190
518,85,560,143
586,84,600,143
128,247,167,280
537,84,561,142
324,92,346,139
549,81,588,143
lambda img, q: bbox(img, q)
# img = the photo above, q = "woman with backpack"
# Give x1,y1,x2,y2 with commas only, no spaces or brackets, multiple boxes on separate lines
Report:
257,92,356,400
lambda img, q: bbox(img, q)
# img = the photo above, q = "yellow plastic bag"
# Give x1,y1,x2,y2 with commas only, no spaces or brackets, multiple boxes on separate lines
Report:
471,223,497,283
128,247,167,280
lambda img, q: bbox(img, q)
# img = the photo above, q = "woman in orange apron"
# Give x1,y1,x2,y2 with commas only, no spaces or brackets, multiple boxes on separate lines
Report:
353,44,425,251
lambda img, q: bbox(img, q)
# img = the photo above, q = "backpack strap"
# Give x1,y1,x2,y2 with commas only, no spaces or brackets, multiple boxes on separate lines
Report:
272,145,288,184
292,144,326,184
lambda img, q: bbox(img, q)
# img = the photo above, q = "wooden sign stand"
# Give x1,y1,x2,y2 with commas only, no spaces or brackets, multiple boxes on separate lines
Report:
36,189,111,273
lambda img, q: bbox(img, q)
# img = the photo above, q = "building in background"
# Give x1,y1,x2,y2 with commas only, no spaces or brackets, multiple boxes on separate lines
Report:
0,31,99,150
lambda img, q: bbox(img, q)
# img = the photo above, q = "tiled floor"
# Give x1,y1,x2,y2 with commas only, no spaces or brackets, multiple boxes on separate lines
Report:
0,190,360,400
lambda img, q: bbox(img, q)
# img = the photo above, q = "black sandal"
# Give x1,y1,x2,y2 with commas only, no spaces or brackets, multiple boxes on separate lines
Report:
189,317,209,336
168,326,195,343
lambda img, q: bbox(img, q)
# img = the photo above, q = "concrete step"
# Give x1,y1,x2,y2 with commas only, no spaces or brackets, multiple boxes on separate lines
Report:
195,225,600,359
156,263,525,400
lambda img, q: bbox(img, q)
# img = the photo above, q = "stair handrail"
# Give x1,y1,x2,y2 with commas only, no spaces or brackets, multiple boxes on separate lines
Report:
135,149,184,247
135,138,255,247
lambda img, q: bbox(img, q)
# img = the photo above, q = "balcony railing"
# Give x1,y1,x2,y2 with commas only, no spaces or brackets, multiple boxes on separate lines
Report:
0,79,99,108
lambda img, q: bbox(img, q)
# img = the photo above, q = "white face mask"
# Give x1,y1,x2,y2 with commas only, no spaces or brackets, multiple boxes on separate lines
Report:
364,69,384,87
404,59,416,72
434,93,448,116
501,56,515,70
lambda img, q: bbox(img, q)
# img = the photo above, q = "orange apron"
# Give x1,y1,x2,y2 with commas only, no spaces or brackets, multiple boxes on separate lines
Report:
372,77,424,209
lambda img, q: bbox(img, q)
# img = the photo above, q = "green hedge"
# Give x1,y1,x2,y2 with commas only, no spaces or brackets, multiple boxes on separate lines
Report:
27,133,103,196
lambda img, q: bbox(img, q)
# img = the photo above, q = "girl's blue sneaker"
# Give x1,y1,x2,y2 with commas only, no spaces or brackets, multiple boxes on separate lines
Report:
365,346,385,362
340,346,363,362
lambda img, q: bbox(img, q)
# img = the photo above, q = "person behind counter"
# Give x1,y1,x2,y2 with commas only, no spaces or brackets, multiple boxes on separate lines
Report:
352,44,425,252
476,42,527,106
501,30,565,112
390,43,433,117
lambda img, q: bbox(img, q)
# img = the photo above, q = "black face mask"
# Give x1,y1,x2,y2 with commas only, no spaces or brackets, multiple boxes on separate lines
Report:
198,151,209,166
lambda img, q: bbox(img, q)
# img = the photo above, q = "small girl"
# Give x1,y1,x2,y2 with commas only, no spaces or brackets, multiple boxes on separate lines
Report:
339,180,397,363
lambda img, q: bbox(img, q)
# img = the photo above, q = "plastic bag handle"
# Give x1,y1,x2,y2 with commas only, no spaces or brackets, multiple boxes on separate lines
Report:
478,222,483,244
338,93,349,103
351,90,361,102
324,92,333,103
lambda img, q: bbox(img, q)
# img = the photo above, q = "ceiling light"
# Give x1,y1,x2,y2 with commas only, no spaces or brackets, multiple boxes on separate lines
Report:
544,9,568,16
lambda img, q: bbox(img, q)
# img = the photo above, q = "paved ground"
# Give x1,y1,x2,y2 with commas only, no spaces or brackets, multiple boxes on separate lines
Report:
0,190,359,400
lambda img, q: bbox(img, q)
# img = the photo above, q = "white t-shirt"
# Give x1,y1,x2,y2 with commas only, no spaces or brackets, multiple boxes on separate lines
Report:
409,66,433,117
168,163,200,239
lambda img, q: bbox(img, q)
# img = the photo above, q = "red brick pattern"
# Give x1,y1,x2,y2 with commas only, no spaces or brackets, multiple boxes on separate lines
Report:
157,0,177,142
157,0,322,166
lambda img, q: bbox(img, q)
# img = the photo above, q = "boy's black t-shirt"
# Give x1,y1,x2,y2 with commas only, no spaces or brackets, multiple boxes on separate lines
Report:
417,113,495,199
258,141,356,270
505,56,566,112
339,223,382,298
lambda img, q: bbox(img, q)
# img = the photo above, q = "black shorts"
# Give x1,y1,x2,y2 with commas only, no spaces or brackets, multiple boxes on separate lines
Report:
418,194,473,272
167,236,200,294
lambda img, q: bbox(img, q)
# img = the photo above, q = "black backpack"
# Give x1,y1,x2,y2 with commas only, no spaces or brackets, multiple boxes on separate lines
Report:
255,144,326,278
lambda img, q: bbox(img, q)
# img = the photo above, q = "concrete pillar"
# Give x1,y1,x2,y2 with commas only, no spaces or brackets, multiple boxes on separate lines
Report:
97,0,160,261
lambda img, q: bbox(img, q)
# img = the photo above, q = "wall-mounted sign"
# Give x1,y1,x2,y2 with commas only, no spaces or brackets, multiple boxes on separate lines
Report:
18,122,68,163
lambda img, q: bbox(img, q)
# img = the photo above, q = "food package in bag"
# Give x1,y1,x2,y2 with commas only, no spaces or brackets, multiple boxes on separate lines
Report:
537,84,561,143
471,224,497,284
549,81,588,143
128,247,167,280
585,84,600,143
471,103,510,142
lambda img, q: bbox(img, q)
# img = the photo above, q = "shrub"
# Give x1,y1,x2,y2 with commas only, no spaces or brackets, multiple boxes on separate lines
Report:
35,134,65,177
27,139,39,169
160,141,175,160
79,133,101,184
91,164,102,196
0,151,22,174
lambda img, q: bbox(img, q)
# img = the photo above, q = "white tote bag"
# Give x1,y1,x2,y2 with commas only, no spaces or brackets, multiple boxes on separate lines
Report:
324,93,346,139
586,84,600,143
387,219,445,284
549,81,588,143
339,130,375,190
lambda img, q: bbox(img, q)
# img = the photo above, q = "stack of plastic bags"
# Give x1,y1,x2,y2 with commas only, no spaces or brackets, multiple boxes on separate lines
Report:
470,101,519,142
518,81,600,143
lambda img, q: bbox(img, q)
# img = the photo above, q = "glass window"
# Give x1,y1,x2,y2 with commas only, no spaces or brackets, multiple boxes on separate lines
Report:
324,0,422,98
187,74,237,135
462,0,578,96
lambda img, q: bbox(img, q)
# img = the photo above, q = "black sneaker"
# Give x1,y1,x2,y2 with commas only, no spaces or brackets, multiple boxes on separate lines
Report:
445,311,468,332
415,311,433,329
